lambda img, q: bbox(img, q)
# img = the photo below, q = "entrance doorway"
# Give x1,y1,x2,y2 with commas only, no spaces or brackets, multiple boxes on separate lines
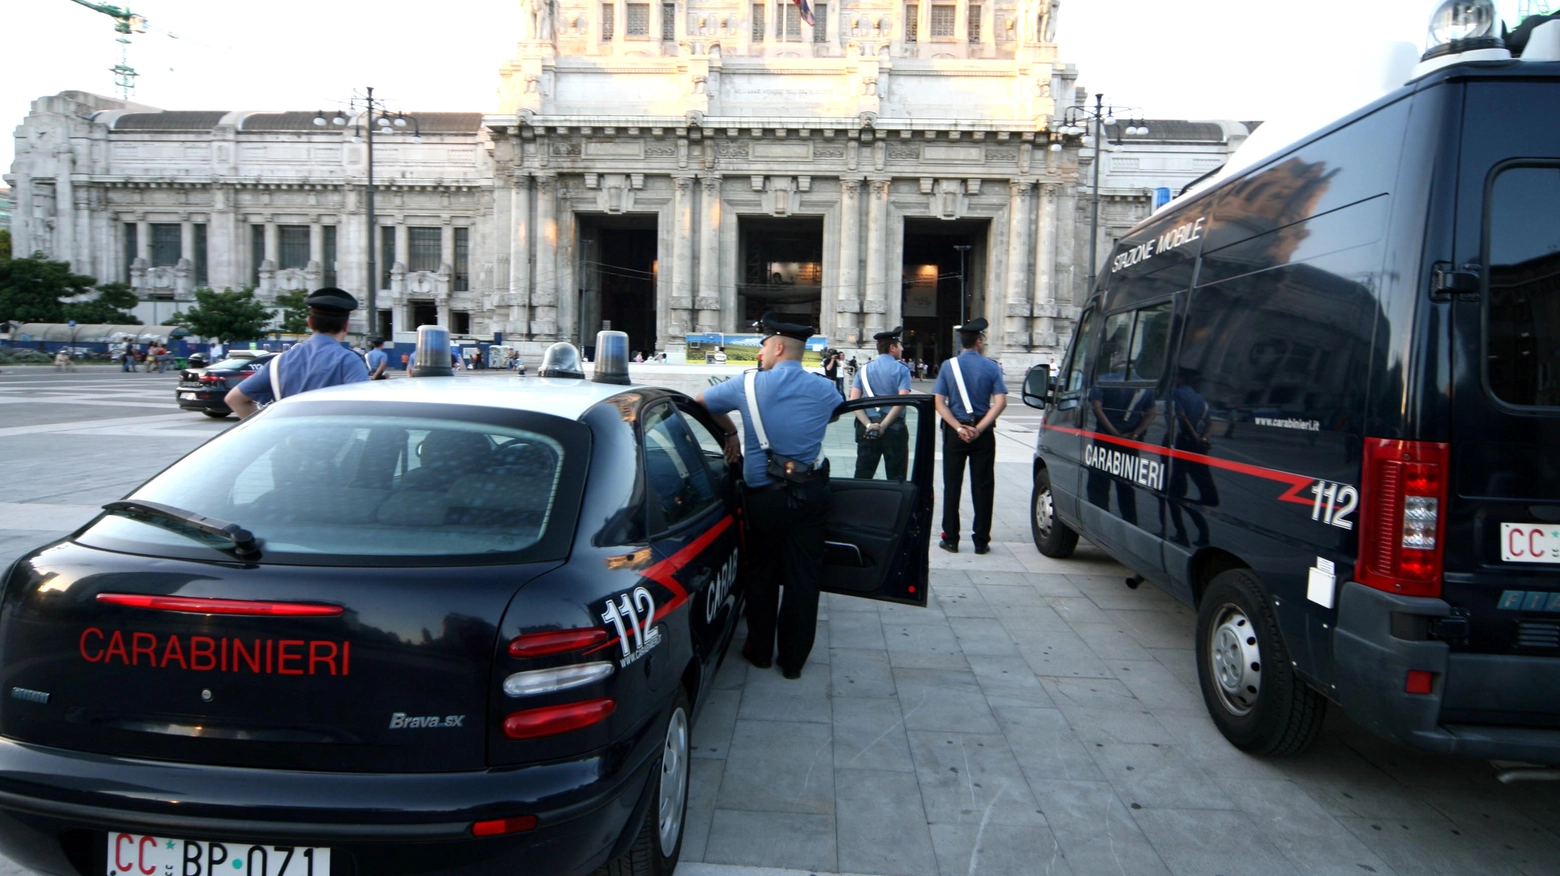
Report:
579,216,658,356
738,217,824,329
410,302,438,330
900,219,989,374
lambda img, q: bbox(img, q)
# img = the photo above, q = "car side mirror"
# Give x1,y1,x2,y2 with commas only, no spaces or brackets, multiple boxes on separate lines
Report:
1022,364,1052,409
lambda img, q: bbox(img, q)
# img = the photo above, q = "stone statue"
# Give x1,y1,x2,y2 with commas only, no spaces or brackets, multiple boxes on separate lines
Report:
522,0,556,42
1042,0,1060,43
1019,0,1041,43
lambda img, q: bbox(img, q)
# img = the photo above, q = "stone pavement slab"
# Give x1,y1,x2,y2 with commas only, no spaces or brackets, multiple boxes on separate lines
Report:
1,372,1556,876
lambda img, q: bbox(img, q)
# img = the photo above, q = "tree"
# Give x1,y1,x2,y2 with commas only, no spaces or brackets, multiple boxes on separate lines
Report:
0,228,11,262
63,281,141,325
0,254,102,323
167,287,273,343
274,289,310,334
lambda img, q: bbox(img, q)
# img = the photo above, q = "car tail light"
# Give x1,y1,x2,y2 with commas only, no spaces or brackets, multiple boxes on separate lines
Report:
97,594,344,617
507,628,609,657
1358,439,1450,598
471,815,537,837
502,698,615,739
1405,670,1435,695
199,375,225,384
502,662,614,697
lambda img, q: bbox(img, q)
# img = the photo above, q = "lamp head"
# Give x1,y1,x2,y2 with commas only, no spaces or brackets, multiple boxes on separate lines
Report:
1423,0,1502,60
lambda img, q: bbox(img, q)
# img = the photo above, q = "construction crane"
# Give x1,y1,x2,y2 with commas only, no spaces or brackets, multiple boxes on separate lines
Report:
66,0,149,98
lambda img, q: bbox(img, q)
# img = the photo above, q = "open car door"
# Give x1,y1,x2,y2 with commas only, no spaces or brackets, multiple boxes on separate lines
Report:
820,393,937,607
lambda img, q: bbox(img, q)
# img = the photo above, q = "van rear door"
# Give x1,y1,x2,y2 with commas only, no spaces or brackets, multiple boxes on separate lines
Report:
1444,80,1560,727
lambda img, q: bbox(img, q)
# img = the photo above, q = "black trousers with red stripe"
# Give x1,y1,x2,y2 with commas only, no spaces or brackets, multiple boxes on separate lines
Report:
742,478,830,673
941,422,996,547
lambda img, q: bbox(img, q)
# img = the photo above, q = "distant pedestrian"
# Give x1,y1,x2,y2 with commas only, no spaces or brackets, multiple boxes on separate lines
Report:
120,340,135,373
366,338,390,380
54,349,75,372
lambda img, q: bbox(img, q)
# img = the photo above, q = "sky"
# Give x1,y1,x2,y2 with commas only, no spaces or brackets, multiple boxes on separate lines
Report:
0,0,1540,173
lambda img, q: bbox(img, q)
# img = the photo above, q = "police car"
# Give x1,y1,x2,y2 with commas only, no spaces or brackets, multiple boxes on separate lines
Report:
1023,2,1560,766
0,332,937,876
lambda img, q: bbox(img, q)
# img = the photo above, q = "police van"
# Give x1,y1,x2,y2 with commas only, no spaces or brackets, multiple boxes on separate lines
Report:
1024,2,1560,764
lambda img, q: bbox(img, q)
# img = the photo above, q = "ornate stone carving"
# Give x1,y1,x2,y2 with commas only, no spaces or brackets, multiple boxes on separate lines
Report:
550,141,581,157
645,142,676,157
814,144,846,159
985,147,1018,161
715,141,749,158
886,143,919,161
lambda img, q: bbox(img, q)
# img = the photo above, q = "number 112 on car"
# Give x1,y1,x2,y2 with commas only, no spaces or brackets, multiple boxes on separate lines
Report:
108,834,329,876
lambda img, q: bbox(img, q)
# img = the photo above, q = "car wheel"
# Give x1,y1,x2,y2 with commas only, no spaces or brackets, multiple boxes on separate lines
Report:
1195,569,1325,756
201,411,231,419
1031,467,1079,558
598,691,690,876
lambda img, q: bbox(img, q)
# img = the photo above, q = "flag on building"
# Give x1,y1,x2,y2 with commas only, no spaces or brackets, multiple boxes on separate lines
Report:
794,0,815,27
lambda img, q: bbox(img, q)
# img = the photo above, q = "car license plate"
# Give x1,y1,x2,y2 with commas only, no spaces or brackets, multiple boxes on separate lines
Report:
180,392,198,400
107,833,329,876
1500,523,1560,563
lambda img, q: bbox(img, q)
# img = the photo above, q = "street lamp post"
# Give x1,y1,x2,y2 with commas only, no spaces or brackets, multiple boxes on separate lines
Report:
316,90,421,340
953,244,972,325
1053,94,1149,293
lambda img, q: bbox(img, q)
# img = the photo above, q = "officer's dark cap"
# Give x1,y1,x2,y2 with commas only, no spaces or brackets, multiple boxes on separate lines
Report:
874,326,904,343
755,312,813,342
955,317,989,336
304,287,359,314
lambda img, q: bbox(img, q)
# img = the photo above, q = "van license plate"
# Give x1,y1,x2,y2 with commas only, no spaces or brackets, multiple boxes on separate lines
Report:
107,834,330,876
1500,523,1560,563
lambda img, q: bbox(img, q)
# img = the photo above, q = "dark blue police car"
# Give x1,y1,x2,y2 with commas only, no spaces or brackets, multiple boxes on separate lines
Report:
0,338,938,876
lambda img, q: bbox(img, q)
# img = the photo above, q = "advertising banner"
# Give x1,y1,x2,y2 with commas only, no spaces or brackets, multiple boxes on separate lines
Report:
686,333,829,366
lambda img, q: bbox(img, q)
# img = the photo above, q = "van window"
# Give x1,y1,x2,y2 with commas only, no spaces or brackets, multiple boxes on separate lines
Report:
1097,302,1173,384
1486,164,1560,408
1061,309,1101,394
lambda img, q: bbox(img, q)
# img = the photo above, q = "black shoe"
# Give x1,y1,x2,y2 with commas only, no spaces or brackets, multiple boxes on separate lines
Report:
938,538,959,553
974,544,991,555
741,643,772,669
781,666,802,680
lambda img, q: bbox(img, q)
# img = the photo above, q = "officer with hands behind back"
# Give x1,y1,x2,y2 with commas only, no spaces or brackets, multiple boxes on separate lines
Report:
933,318,1008,554
849,326,913,481
225,288,371,419
697,314,840,680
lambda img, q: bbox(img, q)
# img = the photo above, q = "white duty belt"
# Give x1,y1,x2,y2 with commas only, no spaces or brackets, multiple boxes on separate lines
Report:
743,370,825,465
860,366,876,398
267,347,299,402
948,357,975,420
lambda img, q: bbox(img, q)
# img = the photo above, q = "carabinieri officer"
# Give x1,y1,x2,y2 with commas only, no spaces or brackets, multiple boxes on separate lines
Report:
848,325,912,481
225,288,371,418
697,313,839,680
932,317,1008,554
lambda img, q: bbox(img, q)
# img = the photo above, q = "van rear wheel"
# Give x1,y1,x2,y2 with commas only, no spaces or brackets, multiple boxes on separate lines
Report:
1195,569,1325,756
1031,467,1079,558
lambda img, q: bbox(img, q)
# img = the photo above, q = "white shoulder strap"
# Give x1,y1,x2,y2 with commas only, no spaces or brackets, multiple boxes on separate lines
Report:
743,370,770,451
268,352,284,402
949,357,973,416
860,364,876,398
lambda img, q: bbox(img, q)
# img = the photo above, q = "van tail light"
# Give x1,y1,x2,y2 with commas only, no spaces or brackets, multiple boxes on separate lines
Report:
507,628,608,658
1358,439,1450,598
502,699,615,739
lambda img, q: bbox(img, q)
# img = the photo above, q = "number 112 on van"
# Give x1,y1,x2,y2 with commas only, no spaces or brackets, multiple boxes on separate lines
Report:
1310,480,1358,530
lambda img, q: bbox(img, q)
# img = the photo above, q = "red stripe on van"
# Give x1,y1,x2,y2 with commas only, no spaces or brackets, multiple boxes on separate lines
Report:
1042,424,1316,506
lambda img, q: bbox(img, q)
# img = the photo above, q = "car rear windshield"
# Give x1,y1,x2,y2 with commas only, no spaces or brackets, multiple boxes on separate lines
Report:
76,405,588,566
1486,164,1560,408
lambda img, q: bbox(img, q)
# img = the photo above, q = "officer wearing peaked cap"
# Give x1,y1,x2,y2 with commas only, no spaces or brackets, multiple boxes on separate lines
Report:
226,287,371,418
849,325,913,481
933,317,1008,554
697,313,839,680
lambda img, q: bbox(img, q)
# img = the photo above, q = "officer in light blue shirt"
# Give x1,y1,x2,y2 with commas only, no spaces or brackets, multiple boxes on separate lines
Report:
932,317,1009,554
698,313,839,680
226,288,371,418
849,325,913,480
365,338,390,379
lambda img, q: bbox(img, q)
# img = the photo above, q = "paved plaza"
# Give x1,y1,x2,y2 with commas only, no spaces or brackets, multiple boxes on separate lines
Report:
0,367,1556,876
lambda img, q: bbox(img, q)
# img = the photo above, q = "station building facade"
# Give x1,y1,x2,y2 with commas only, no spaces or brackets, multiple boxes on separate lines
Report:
6,0,1246,369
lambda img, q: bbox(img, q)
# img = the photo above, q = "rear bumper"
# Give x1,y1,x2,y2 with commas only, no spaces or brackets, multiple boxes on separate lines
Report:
1332,581,1560,765
0,723,660,876
173,389,230,413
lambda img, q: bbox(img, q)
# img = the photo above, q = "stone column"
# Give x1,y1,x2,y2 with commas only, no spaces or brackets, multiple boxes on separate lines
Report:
54,148,76,271
510,173,532,336
532,174,559,339
557,198,578,345
308,222,323,269
137,218,152,262
441,223,455,276
210,186,235,291
863,178,890,335
1031,183,1059,349
695,175,721,333
836,177,862,345
670,175,696,341
182,221,196,267
1004,180,1033,350
263,220,278,265
394,224,410,274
